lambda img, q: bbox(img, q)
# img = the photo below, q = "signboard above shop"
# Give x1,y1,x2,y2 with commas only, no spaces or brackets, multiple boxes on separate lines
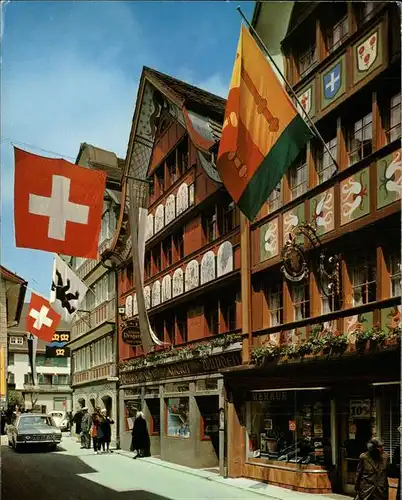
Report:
122,319,142,346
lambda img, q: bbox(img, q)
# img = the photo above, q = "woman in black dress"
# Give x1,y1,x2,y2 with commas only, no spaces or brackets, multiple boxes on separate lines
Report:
99,409,114,453
131,411,150,459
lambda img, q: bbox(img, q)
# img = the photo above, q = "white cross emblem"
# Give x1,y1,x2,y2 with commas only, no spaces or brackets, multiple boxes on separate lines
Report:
29,175,90,241
29,305,53,330
325,71,340,94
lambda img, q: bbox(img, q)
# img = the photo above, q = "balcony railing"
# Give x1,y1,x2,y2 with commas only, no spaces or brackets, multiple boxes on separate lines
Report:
23,384,72,393
71,298,116,340
72,363,117,386
76,238,112,280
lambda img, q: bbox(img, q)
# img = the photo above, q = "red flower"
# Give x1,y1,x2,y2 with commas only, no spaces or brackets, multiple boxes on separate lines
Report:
359,46,365,55
370,35,376,46
364,54,370,64
334,330,341,337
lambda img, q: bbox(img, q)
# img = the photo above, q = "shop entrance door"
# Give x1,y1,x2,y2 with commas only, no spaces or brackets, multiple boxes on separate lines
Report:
196,395,220,461
340,397,374,495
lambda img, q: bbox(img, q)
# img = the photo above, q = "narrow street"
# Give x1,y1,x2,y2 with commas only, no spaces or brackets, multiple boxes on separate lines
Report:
1,437,276,500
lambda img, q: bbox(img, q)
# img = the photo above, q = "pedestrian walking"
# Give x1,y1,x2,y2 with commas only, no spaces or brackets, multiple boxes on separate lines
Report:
131,411,150,459
355,438,390,500
80,407,91,449
91,411,101,454
99,409,114,453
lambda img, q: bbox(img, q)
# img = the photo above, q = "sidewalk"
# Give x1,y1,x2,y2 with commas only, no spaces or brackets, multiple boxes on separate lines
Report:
113,446,349,500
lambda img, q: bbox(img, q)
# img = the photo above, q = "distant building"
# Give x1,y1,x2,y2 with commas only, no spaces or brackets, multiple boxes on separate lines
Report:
0,265,27,410
7,303,72,413
66,142,122,446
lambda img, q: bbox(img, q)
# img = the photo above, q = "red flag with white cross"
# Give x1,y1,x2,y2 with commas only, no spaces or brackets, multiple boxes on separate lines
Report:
26,293,61,343
14,147,106,259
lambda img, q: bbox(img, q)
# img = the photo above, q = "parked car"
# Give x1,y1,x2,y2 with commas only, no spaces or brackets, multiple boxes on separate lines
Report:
7,413,62,451
48,410,69,431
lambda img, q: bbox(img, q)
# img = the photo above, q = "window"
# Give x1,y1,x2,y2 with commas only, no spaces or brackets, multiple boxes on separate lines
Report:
149,176,155,200
53,398,67,411
319,273,342,314
316,137,337,184
174,229,184,261
147,399,161,436
177,139,189,174
153,244,161,273
99,210,110,244
94,275,109,307
165,314,175,344
387,93,401,143
24,374,33,384
36,355,68,367
176,310,187,343
197,396,219,441
9,337,23,345
166,398,190,438
8,353,14,365
166,152,177,185
156,165,165,195
348,112,372,165
145,251,151,279
246,390,331,466
289,152,308,199
291,282,310,321
223,200,236,234
349,252,376,306
326,15,348,53
298,45,317,77
75,257,86,270
163,238,173,267
267,182,281,212
205,301,219,335
202,210,217,243
56,375,69,385
265,282,283,327
221,295,237,331
356,1,376,26
8,372,15,384
189,183,195,206
388,251,401,298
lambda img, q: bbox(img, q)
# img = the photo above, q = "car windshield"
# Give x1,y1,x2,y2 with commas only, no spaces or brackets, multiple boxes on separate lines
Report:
18,416,54,428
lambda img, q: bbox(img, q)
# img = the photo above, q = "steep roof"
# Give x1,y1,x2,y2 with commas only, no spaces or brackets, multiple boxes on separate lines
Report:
75,142,124,189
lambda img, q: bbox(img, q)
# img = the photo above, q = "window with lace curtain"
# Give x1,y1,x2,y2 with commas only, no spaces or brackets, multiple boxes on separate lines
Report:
291,282,310,321
387,93,401,143
349,253,376,306
316,137,337,184
319,273,342,314
348,112,373,166
265,282,283,327
326,15,348,53
388,252,401,298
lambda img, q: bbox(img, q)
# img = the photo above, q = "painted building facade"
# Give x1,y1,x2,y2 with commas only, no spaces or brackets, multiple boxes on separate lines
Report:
222,2,401,497
103,67,243,471
8,304,72,412
67,143,122,446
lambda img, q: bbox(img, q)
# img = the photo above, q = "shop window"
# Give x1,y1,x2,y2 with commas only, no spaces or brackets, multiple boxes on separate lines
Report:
348,112,373,166
388,251,401,298
379,385,400,458
289,151,308,199
266,182,281,213
265,281,283,327
202,209,217,244
173,229,184,261
146,399,161,436
221,295,237,331
163,237,173,267
349,251,376,306
386,93,401,143
125,400,140,431
316,137,337,184
166,397,190,438
291,282,310,321
205,300,219,336
197,396,219,442
176,310,187,343
325,14,348,53
246,390,331,466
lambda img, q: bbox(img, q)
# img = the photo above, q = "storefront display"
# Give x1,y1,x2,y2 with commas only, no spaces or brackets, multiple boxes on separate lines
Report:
246,390,331,466
166,397,190,438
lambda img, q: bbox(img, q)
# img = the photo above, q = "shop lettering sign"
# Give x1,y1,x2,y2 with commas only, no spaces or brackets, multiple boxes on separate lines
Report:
350,399,371,419
250,391,289,402
120,351,242,385
122,319,142,347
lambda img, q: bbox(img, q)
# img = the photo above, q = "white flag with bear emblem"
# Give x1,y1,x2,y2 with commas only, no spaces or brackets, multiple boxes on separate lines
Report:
50,254,88,323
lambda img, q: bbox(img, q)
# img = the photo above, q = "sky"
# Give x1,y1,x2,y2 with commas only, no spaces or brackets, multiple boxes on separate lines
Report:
0,0,254,297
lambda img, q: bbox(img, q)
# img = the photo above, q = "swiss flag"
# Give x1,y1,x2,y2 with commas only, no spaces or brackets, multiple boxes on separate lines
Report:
14,147,107,259
26,293,61,343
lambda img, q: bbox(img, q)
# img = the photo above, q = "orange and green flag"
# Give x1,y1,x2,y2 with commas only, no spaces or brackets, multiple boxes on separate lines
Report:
217,25,313,221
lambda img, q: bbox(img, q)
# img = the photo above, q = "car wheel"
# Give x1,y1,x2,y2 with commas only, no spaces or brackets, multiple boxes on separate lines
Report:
49,444,57,451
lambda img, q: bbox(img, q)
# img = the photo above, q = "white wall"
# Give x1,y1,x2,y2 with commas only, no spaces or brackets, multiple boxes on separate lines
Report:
23,392,72,413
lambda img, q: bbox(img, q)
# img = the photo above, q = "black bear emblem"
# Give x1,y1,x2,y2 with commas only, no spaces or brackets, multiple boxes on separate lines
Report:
51,269,80,315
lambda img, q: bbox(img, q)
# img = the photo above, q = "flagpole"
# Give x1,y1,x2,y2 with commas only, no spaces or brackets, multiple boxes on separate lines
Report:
236,6,340,172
